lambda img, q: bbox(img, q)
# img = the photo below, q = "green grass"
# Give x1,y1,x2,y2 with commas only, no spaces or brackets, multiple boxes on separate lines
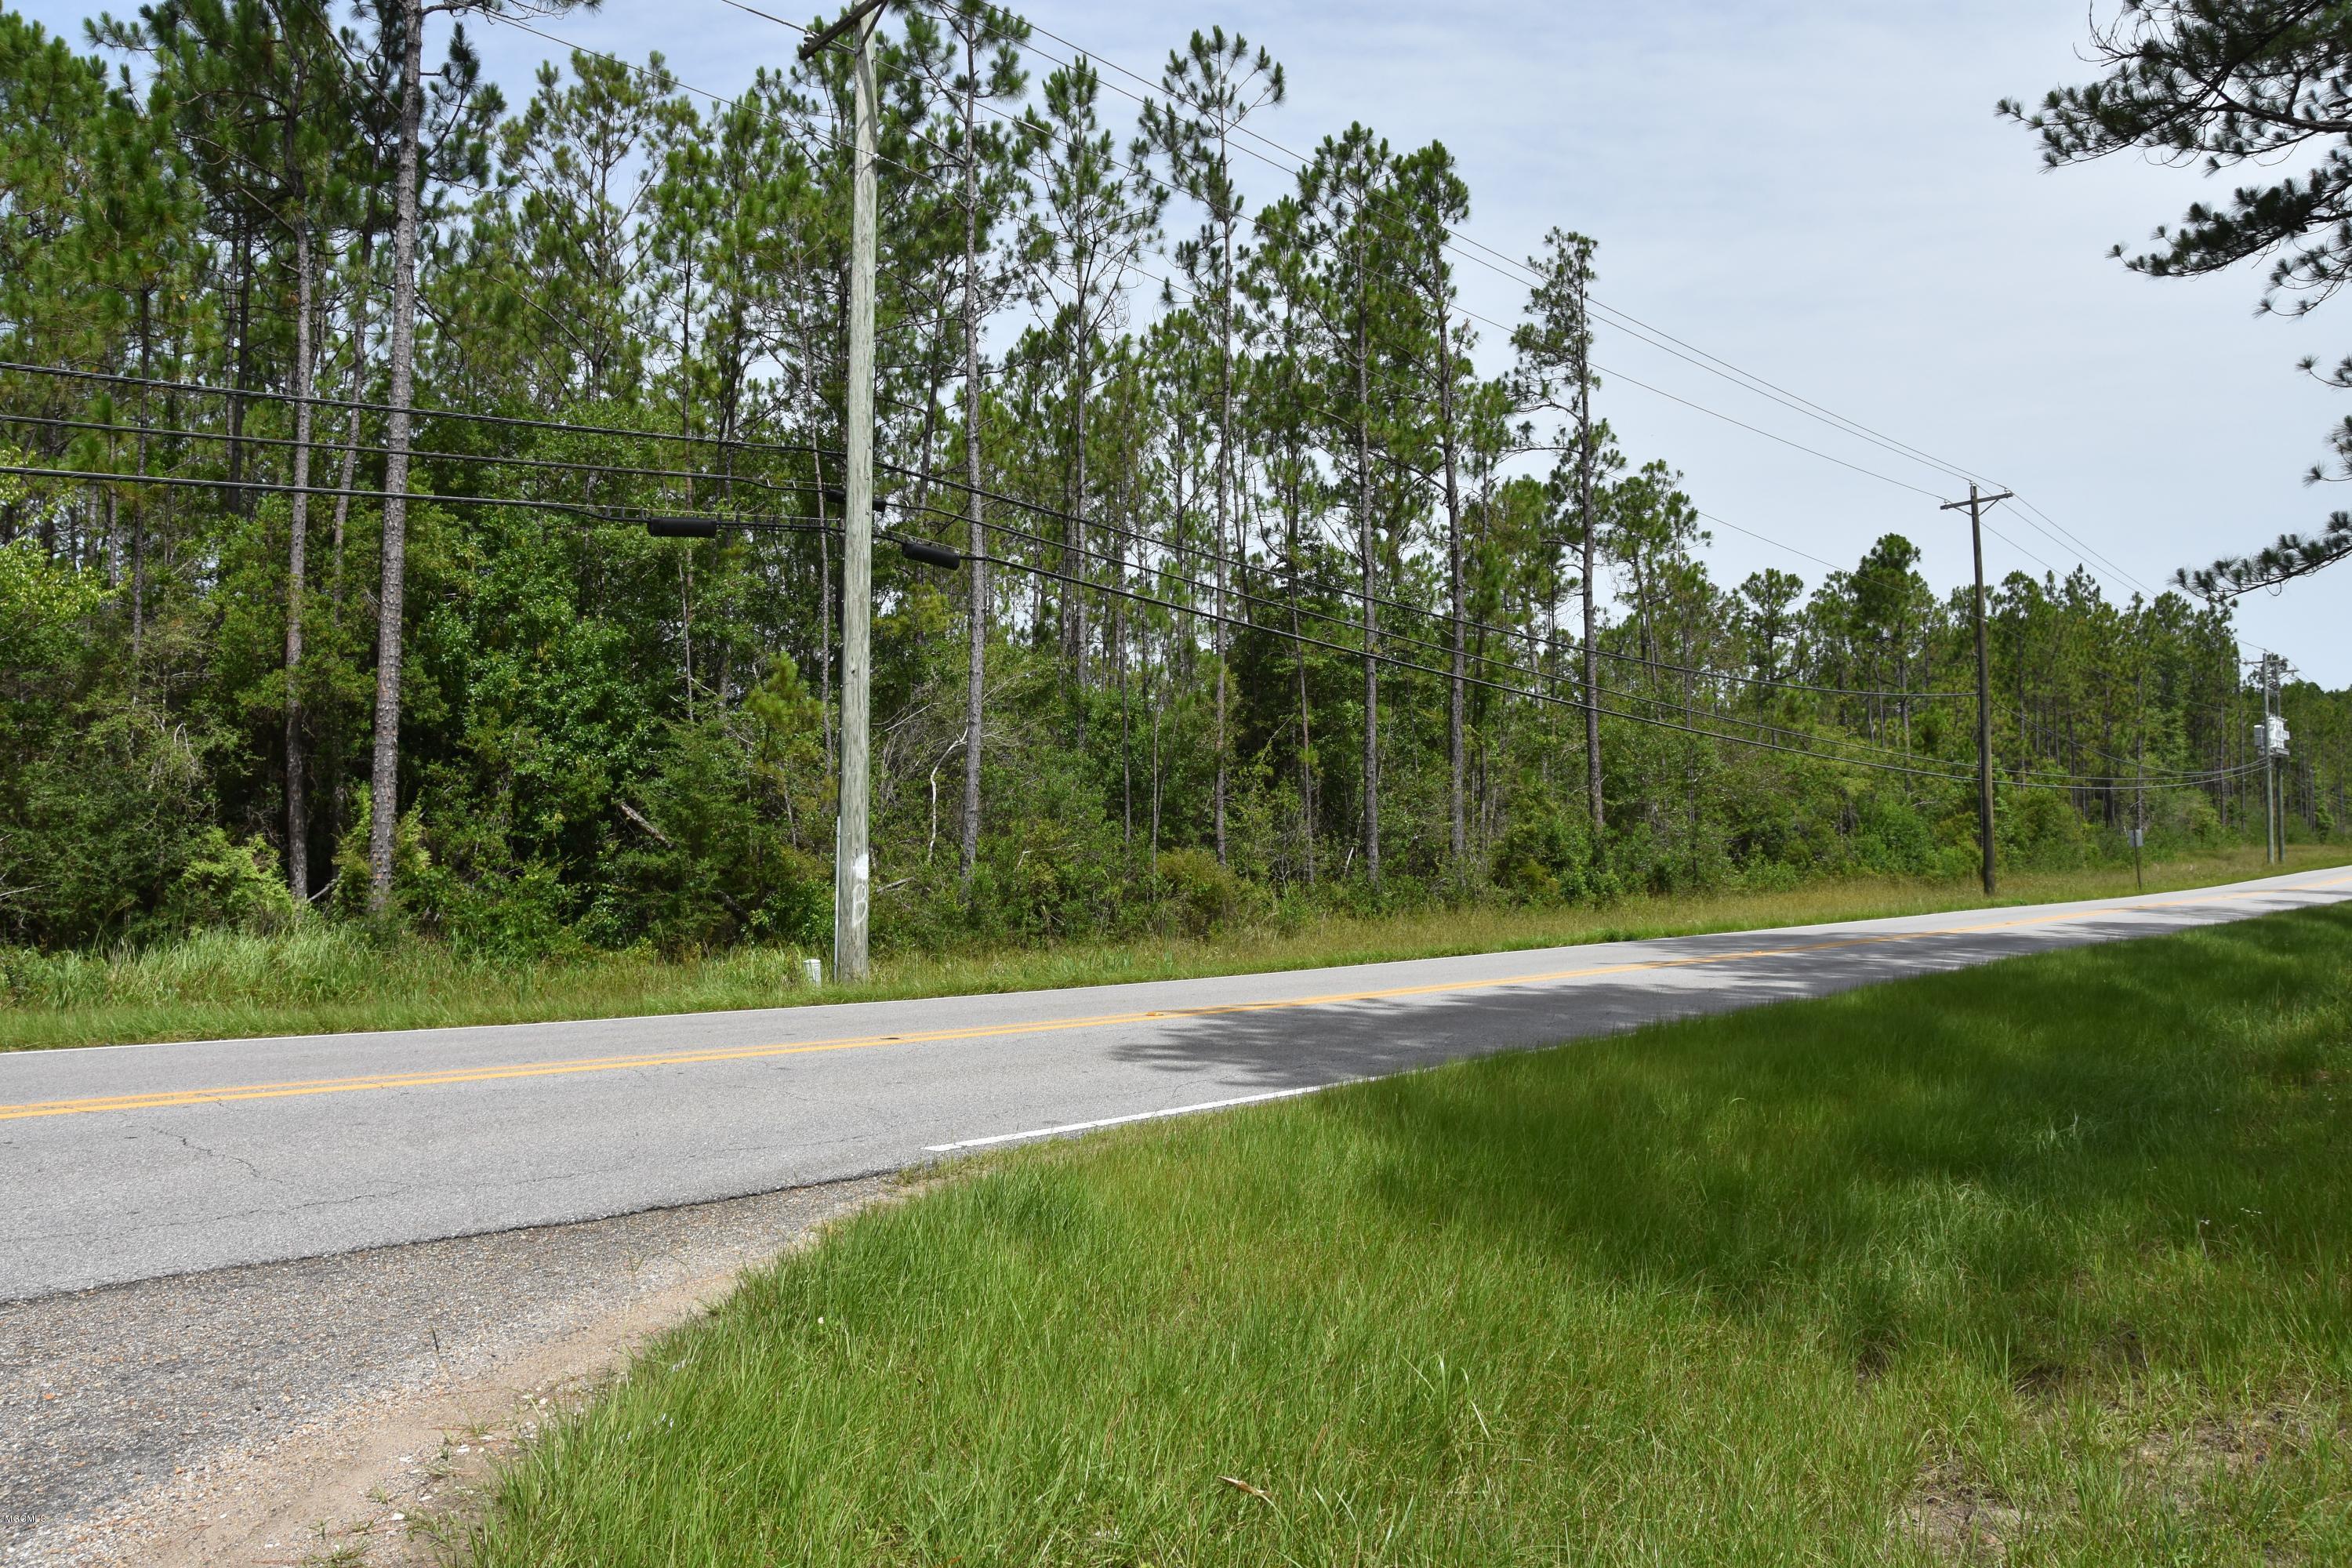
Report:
2,841,2343,1051
471,901,2352,1566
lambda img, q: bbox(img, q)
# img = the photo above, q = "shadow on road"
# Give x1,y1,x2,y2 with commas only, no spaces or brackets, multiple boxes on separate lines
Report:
1104,916,2168,1094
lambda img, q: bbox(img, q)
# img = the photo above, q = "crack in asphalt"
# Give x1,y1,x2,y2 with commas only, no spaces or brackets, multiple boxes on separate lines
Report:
3,1188,419,1253
148,1122,269,1181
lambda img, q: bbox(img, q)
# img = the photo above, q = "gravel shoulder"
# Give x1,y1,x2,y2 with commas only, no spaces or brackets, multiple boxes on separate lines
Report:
2,1176,891,1566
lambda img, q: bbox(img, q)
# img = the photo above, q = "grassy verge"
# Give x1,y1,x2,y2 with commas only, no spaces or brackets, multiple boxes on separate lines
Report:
473,902,2352,1566
2,841,2343,1051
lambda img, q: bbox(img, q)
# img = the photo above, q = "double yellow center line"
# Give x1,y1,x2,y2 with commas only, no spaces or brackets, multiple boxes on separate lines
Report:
7,877,2347,1123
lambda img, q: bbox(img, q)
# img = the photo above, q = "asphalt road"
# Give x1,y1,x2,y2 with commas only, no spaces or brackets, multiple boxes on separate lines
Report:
6,866,2350,1303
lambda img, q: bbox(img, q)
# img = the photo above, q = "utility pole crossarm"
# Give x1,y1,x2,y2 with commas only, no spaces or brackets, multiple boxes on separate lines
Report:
797,0,889,61
1937,488,2015,514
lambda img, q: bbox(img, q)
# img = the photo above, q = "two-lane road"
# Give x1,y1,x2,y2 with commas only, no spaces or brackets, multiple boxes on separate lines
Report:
6,867,2348,1301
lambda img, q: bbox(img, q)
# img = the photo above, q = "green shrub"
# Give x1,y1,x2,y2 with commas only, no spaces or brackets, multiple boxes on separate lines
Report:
623,724,826,951
1488,808,1601,904
162,829,299,935
0,705,216,947
331,787,431,920
1151,847,1243,937
426,860,582,964
1849,787,1937,875
2004,786,2092,870
1733,856,1802,894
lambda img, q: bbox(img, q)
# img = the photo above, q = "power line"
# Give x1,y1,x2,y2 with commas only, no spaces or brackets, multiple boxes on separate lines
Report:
10,349,2265,793
0,360,1965,708
9,403,2256,792
886,485,1996,771
0,407,822,503
956,517,2258,794
477,0,2038,615
1576,363,1947,501
1019,9,2168,602
0,360,2176,724
0,461,676,528
1695,509,1842,573
2,392,1985,764
0,357,829,459
889,0,2178,600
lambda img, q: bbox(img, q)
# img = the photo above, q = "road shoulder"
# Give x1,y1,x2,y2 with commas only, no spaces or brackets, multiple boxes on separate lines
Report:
3,1175,891,1566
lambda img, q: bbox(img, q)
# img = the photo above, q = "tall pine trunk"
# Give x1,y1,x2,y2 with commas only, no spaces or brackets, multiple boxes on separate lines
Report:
368,0,425,916
132,293,152,673
960,41,987,889
228,223,252,514
285,219,317,903
1286,456,1315,885
326,235,365,858
1213,213,1234,865
1434,277,1466,874
1575,279,1603,838
1066,328,1089,701
1356,299,1379,888
332,232,370,606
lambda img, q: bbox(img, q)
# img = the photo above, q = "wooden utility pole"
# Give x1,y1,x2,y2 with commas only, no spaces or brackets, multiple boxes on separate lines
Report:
1941,484,2011,897
2133,667,2146,893
2261,655,2283,866
802,0,887,982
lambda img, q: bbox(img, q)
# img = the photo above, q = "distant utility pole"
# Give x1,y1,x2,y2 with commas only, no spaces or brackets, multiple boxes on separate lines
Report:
2133,667,2146,894
800,0,887,982
2257,655,2290,867
1941,483,2012,897
2264,663,2276,866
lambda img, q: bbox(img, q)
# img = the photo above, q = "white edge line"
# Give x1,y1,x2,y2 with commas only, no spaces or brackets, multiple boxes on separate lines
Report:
924,1082,1345,1153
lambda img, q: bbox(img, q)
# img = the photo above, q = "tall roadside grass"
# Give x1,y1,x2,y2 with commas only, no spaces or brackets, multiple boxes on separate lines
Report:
2,841,2342,1052
472,902,2352,1566
0,929,824,1051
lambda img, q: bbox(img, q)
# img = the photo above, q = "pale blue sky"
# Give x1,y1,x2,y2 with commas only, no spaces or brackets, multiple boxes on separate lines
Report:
20,0,2345,680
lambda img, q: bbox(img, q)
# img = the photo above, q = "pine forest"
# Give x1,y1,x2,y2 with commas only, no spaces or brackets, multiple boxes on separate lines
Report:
2,0,2344,964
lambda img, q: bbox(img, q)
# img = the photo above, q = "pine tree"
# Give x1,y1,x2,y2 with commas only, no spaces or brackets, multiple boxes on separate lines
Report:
1140,28,1283,866
2006,2,2352,595
1394,142,1473,874
911,0,1029,887
1515,229,1606,837
1018,58,1163,707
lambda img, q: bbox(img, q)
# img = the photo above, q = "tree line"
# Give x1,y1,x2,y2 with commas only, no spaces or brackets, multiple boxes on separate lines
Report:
1,0,2343,958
